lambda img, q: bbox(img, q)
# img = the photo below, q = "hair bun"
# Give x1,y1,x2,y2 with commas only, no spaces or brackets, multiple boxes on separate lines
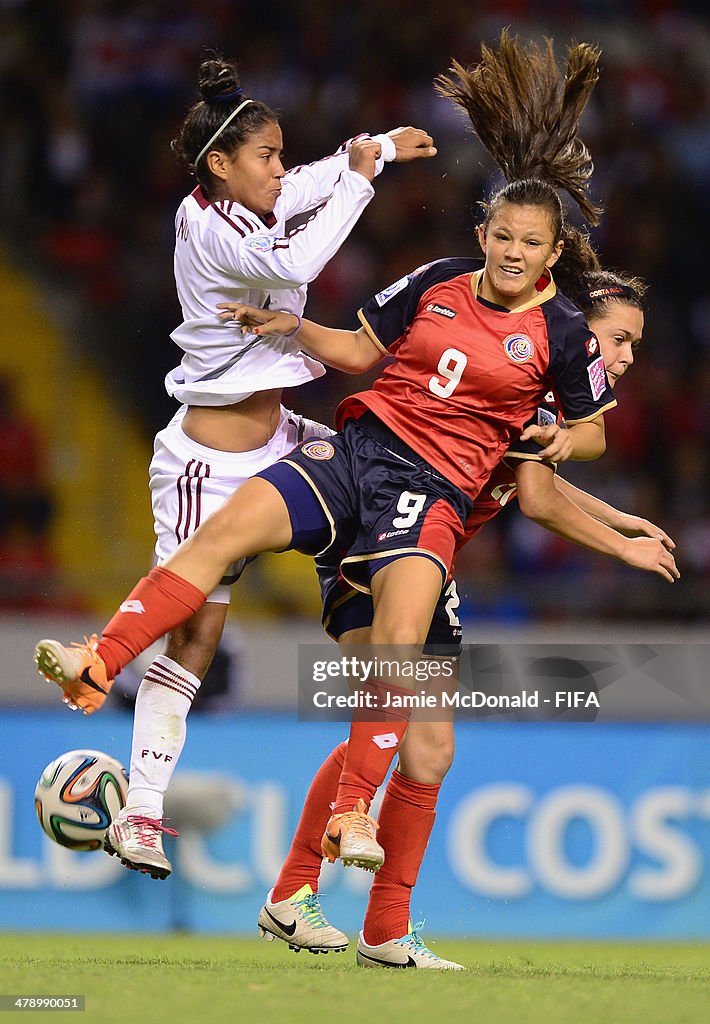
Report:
198,57,241,103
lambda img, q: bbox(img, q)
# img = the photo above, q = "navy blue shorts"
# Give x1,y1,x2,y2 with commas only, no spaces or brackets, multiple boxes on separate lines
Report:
257,413,472,591
316,548,464,656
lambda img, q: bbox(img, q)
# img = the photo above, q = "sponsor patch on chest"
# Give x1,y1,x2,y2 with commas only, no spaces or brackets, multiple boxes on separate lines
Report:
425,302,457,319
587,355,607,400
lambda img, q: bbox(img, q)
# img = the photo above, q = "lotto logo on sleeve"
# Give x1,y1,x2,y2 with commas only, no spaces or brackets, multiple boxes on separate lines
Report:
301,439,335,461
503,333,534,363
586,334,599,357
587,355,608,400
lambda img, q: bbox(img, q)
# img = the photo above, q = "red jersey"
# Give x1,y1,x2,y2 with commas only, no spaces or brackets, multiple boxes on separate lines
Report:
335,258,616,501
457,396,562,547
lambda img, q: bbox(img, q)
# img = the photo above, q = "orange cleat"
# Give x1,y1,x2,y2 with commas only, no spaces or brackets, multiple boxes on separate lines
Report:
321,798,384,872
34,635,114,715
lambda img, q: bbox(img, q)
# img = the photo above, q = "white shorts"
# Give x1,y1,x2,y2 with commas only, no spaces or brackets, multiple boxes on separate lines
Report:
150,405,333,602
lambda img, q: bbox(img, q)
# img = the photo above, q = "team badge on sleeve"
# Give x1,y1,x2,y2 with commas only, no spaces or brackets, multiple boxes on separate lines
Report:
587,355,607,400
301,439,335,461
245,234,275,252
537,407,557,427
503,333,534,363
375,275,409,306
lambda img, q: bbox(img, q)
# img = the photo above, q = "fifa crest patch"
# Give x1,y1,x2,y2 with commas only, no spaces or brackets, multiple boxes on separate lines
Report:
537,407,557,427
301,439,335,461
503,333,534,363
245,234,275,252
587,355,607,400
375,275,409,306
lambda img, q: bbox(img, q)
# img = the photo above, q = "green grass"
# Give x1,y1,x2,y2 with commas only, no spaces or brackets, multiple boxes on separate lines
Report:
1,934,709,1024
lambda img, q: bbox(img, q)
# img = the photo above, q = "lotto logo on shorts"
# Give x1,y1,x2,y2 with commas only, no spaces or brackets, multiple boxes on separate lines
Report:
377,529,408,542
301,439,335,460
587,355,607,400
503,333,534,363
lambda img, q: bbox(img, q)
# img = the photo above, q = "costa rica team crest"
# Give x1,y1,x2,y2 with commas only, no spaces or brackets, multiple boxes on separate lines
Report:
503,333,534,363
301,439,335,460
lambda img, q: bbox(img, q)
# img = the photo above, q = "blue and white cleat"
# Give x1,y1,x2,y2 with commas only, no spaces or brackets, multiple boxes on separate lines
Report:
356,922,464,970
257,884,349,954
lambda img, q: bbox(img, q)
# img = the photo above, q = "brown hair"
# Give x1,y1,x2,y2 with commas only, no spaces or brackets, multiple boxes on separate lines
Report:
172,55,277,193
435,31,603,288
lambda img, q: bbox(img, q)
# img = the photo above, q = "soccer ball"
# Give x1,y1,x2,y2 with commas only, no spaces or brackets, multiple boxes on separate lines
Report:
34,749,129,851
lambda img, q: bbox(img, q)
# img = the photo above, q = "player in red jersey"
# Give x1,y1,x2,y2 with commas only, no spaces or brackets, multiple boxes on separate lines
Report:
249,268,676,967
34,36,678,961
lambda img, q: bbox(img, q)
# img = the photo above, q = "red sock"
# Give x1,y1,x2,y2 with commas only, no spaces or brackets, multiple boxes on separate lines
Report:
332,680,412,815
271,741,347,902
363,770,440,945
96,567,206,679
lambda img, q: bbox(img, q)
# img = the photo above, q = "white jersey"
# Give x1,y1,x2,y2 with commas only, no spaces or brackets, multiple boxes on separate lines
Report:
166,133,396,406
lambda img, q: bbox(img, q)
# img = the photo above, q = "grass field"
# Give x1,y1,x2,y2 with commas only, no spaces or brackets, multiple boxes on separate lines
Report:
2,934,709,1024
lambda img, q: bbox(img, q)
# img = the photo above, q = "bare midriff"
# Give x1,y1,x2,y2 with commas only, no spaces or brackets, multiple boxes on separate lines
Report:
182,388,284,452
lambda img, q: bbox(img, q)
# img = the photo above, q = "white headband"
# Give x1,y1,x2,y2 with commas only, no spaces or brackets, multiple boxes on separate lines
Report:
195,98,254,168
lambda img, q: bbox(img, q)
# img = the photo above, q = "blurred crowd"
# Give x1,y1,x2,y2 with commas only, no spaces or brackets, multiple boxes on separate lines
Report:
1,0,708,622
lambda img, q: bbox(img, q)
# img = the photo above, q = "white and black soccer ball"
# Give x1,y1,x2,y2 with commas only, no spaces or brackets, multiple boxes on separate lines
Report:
34,749,129,851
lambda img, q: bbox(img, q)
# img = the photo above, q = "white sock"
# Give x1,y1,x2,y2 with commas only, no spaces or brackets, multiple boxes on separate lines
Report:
126,655,200,817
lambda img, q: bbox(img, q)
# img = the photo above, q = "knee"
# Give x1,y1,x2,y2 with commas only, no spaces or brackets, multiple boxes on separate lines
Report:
369,621,427,646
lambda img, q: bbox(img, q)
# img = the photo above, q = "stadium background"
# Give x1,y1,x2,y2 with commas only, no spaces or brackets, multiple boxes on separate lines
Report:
0,0,708,941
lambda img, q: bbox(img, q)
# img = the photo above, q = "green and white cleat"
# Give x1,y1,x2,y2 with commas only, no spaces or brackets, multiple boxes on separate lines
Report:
257,883,349,954
356,922,464,970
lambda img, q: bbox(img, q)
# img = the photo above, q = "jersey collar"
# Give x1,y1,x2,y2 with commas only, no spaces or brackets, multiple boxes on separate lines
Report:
471,268,557,312
190,185,276,228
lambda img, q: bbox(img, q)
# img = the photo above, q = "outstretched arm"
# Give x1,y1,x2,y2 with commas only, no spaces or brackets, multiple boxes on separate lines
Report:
554,475,675,549
217,305,383,374
514,460,679,582
278,127,436,219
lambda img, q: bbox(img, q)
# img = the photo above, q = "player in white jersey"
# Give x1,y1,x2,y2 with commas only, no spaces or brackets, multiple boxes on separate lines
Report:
95,55,436,883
